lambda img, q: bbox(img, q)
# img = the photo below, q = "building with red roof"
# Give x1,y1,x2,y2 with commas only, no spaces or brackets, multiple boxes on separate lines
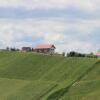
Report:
35,44,56,53
96,52,100,57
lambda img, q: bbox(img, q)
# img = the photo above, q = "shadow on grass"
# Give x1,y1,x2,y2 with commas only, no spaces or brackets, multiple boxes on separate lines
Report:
47,61,100,100
35,85,58,100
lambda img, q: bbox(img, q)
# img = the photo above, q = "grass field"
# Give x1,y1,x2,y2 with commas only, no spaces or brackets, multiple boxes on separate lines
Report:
0,51,99,100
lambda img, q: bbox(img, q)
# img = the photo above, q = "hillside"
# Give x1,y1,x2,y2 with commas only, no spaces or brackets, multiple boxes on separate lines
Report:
0,52,99,100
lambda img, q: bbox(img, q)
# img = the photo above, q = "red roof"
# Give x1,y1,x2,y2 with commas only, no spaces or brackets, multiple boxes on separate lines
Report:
96,52,100,56
35,44,55,49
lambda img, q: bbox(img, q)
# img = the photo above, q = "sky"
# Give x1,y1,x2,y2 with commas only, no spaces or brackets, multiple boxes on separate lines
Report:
0,0,100,53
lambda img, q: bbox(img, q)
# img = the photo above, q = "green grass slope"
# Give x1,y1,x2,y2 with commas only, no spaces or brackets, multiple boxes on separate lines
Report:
0,52,99,100
60,61,100,100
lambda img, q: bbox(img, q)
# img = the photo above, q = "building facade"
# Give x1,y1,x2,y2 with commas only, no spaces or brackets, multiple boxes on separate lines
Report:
22,47,32,52
35,44,56,53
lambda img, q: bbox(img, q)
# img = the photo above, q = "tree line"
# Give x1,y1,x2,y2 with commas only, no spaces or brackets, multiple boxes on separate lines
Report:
67,51,97,58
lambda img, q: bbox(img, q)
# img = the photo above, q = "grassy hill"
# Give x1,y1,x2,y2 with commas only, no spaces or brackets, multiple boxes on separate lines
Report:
0,51,99,100
60,61,100,100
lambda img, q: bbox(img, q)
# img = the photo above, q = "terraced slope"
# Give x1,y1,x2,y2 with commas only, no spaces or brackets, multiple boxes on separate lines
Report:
0,52,99,100
60,61,100,100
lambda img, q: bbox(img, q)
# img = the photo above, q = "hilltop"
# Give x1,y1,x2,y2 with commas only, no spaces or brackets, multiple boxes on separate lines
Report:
0,52,99,100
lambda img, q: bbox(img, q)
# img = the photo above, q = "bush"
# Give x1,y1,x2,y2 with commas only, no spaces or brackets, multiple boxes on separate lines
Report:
67,51,85,57
67,51,97,58
62,52,65,57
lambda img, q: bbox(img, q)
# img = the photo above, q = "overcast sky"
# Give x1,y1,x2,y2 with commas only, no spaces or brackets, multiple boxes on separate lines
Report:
0,0,100,53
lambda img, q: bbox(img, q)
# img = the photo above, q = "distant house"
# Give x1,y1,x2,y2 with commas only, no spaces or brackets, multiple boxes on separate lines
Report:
96,52,100,58
22,47,31,52
35,44,56,53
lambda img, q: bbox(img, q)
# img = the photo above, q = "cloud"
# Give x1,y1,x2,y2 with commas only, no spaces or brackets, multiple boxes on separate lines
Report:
0,0,99,53
57,41,96,54
0,0,99,12
0,0,99,20
0,19,66,48
0,0,68,9
0,18,99,53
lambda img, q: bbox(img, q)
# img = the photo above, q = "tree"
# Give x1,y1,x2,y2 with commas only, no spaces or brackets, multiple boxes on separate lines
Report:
67,51,85,57
6,47,10,51
62,52,65,57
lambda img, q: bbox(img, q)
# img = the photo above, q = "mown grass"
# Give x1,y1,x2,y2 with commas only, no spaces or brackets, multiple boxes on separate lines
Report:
0,51,99,100
60,61,100,100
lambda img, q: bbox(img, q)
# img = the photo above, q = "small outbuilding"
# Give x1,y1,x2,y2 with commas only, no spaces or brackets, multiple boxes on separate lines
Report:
22,47,31,52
